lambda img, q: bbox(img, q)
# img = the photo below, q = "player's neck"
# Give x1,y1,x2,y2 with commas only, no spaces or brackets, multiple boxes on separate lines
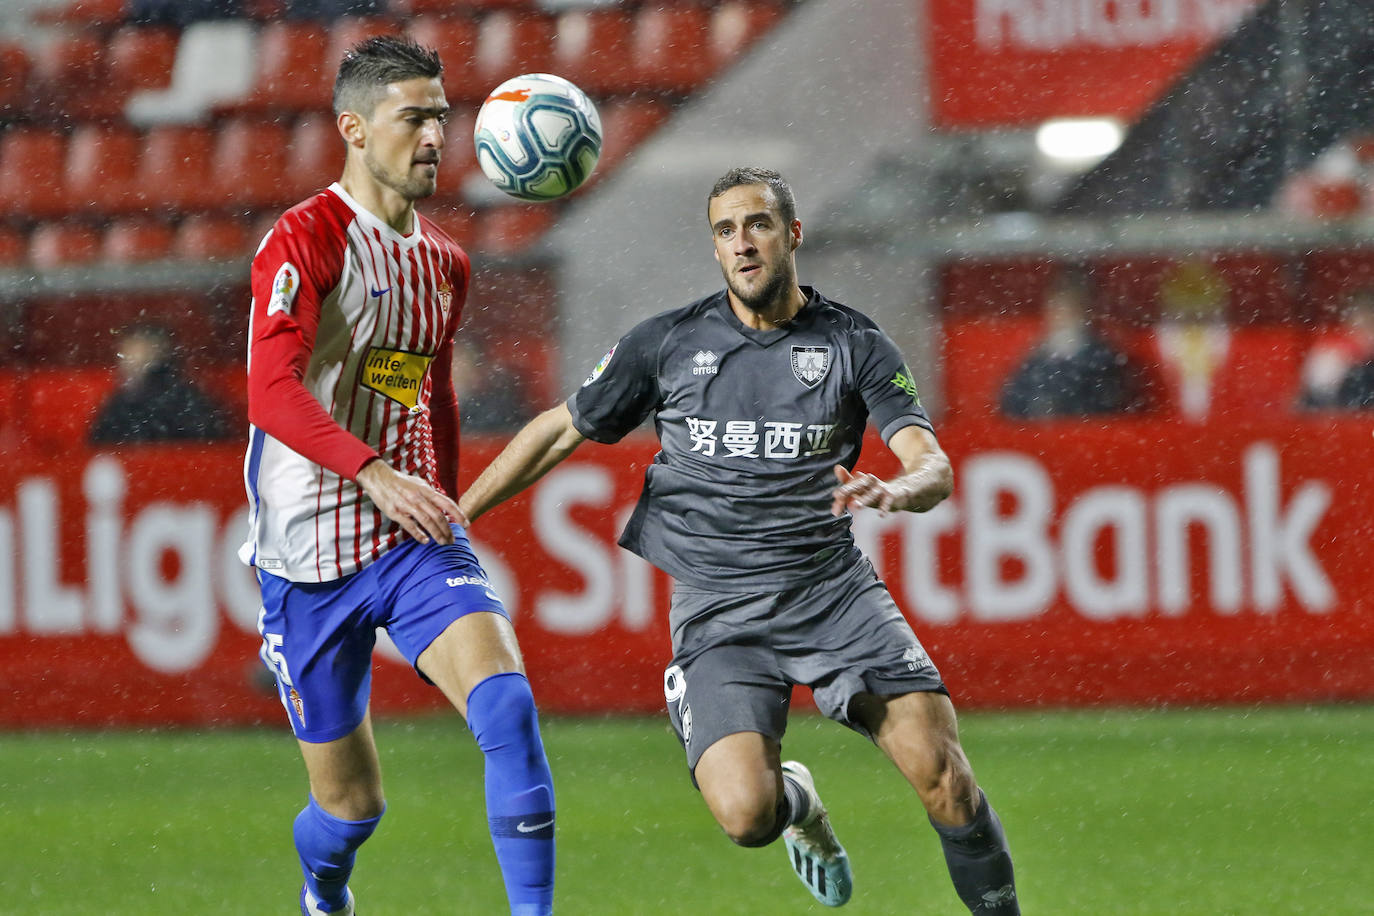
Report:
339,170,418,235
729,285,807,331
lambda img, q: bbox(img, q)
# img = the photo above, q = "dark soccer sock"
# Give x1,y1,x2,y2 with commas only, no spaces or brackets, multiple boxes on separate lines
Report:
930,790,1019,914
781,769,813,827
467,672,556,916
293,795,382,911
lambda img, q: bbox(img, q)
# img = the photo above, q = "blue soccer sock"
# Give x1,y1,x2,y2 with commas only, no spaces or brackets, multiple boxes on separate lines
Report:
293,795,382,912
466,672,556,916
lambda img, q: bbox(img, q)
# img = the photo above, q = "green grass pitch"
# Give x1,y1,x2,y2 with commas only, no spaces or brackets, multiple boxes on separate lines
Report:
1,705,1369,914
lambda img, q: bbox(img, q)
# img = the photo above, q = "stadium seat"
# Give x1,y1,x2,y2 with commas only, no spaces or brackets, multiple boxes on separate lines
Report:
593,97,670,176
474,205,554,255
65,123,143,216
30,31,124,122
475,10,556,91
711,0,786,64
34,0,126,26
326,15,401,72
126,20,258,126
224,21,332,116
406,16,480,101
283,111,342,201
102,217,176,263
172,213,251,261
391,0,529,15
552,7,635,97
0,127,70,220
0,226,27,266
211,118,292,210
134,125,218,212
435,108,477,201
0,42,31,117
29,223,102,268
106,25,180,92
425,208,477,250
631,5,715,94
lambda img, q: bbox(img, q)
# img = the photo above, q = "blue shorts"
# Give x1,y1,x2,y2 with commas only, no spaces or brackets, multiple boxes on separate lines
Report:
256,524,507,743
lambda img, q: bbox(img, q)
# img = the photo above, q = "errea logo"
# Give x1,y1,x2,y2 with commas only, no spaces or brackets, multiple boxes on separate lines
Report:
692,350,718,376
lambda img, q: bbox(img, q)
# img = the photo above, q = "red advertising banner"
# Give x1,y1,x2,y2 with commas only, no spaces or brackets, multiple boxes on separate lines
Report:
0,416,1370,729
926,0,1263,127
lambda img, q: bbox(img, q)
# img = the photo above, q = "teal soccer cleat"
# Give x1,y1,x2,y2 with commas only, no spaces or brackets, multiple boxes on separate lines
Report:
781,761,854,907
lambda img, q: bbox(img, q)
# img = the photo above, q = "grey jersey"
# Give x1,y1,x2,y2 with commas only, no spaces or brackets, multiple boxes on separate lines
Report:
568,287,934,591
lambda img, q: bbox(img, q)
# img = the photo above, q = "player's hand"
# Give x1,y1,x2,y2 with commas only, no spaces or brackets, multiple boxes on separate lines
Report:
832,465,896,516
356,460,461,545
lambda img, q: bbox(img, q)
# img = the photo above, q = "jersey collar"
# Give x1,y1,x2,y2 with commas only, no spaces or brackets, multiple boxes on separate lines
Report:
327,182,426,248
715,286,823,346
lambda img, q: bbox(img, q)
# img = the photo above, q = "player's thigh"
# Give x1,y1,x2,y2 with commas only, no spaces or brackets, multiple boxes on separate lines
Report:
296,710,386,820
851,690,976,810
415,610,526,717
663,644,790,776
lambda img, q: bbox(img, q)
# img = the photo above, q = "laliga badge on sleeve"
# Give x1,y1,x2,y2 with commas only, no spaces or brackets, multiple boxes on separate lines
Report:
582,344,617,387
267,262,299,316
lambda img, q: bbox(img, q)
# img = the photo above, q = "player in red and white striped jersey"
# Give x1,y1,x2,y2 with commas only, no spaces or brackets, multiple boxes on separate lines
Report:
241,36,555,916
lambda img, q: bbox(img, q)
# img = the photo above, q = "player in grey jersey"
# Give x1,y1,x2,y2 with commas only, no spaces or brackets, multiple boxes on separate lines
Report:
457,167,1019,913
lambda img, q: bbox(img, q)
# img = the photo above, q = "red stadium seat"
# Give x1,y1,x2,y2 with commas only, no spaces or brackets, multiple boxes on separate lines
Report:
392,0,529,15
0,127,69,220
0,226,27,266
474,204,554,255
0,42,31,116
435,108,476,202
29,223,102,268
283,111,342,202
173,214,251,261
406,16,480,102
426,208,477,250
34,0,125,26
106,25,179,92
65,123,142,216
224,21,332,116
553,8,636,97
593,97,670,177
31,32,123,122
475,11,556,91
326,16,402,75
211,118,292,210
102,217,176,263
134,125,218,213
631,5,715,94
711,0,786,64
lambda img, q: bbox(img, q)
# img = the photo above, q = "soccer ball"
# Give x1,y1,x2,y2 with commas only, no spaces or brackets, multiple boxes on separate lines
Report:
473,73,602,202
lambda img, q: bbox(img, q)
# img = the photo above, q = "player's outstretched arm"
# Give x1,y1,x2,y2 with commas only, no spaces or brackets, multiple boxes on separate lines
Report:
830,425,953,517
459,401,587,525
357,459,463,546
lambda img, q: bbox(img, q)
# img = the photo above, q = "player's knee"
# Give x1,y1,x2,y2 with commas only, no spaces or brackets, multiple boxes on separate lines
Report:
312,782,386,822
713,794,786,848
467,672,544,758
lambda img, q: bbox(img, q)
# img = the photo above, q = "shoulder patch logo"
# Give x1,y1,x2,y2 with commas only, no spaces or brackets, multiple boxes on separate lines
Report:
267,262,299,316
791,345,830,388
891,366,923,406
582,344,617,387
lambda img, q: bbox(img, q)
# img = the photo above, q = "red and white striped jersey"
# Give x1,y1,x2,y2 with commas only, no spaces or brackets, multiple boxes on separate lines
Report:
240,183,469,582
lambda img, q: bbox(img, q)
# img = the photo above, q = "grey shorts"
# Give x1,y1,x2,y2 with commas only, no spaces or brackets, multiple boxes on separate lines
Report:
662,558,946,772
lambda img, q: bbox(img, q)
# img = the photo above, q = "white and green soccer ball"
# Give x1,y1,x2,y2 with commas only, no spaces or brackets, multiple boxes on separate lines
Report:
473,73,602,202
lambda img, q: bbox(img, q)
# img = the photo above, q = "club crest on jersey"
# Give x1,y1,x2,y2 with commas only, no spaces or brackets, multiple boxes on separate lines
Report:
267,262,299,316
360,346,434,411
790,345,830,388
582,344,617,387
437,279,453,315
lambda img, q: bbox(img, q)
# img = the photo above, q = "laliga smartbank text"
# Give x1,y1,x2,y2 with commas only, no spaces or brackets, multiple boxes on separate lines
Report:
0,443,1335,676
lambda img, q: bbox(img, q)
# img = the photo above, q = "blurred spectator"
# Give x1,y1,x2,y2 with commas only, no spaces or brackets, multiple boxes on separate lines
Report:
451,338,534,434
1000,266,1149,419
1335,358,1374,408
128,0,243,26
89,323,235,445
284,0,386,17
1149,259,1233,422
1298,286,1374,409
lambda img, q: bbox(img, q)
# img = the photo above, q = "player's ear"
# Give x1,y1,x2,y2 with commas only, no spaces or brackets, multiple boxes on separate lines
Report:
790,219,803,251
338,110,367,149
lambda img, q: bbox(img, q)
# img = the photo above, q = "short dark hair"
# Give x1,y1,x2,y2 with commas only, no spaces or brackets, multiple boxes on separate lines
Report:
333,35,443,118
708,167,797,227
